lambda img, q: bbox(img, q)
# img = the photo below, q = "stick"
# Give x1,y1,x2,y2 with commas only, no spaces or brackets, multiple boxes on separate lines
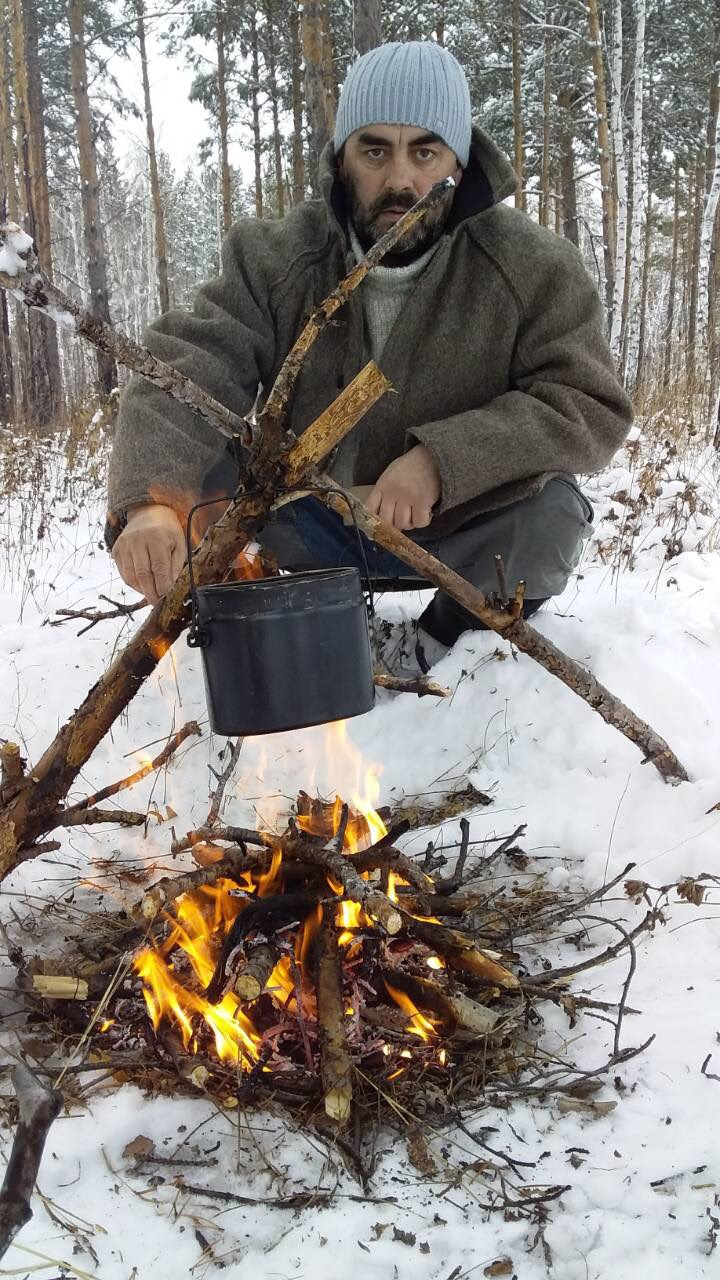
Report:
50,596,147,634
397,908,520,987
206,737,244,827
58,722,201,821
0,361,390,867
139,851,263,922
317,906,353,1124
234,944,277,1002
373,672,450,698
0,1064,62,1260
284,831,402,935
382,968,503,1037
316,479,689,785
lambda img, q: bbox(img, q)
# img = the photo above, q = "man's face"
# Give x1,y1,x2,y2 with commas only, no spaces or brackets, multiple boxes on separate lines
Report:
339,124,463,263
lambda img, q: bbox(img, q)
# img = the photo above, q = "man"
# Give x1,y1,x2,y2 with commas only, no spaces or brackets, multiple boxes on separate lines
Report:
108,40,632,669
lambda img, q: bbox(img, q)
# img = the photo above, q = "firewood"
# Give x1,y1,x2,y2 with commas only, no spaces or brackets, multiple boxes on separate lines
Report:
381,968,503,1037
234,944,277,1002
59,721,201,821
0,1064,62,1260
284,836,402,935
372,672,450,698
316,907,353,1124
138,851,264,922
398,910,520,988
31,974,89,1001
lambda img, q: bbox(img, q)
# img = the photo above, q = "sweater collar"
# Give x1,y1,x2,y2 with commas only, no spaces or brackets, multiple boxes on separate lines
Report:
320,122,519,248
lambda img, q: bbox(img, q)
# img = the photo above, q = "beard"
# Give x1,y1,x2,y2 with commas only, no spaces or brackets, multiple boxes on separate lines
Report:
341,170,456,266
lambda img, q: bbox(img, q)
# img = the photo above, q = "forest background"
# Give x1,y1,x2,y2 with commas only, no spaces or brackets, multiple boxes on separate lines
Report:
1,0,719,441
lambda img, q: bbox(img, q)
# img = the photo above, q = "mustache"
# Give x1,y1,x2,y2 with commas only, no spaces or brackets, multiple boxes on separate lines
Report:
369,193,417,218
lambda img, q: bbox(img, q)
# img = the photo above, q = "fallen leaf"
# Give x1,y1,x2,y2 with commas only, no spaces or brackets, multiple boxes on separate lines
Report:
484,1261,513,1278
406,1128,437,1177
122,1134,155,1161
392,1226,416,1247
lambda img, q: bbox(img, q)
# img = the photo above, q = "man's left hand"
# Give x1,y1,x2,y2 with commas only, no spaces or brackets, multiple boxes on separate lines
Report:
366,444,441,530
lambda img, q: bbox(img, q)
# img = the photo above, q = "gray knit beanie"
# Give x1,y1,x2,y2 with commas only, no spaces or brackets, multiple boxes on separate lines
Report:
334,41,472,168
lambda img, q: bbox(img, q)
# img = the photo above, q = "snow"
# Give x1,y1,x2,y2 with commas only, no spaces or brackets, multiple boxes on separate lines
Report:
0,225,33,277
1,434,719,1278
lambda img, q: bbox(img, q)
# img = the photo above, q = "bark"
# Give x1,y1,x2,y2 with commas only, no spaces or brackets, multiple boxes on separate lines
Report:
697,110,720,384
316,906,352,1123
67,0,117,394
250,10,263,218
586,0,616,316
557,89,579,246
624,0,647,383
686,153,704,375
9,0,60,424
511,0,525,211
540,7,552,227
263,0,285,217
137,0,170,311
290,0,305,203
662,158,681,387
0,1065,62,1260
216,6,233,234
636,146,653,384
302,0,336,187
0,5,25,420
353,0,381,55
609,0,628,358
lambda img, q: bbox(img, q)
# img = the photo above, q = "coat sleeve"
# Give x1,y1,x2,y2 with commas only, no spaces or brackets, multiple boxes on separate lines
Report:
407,241,633,514
106,220,276,542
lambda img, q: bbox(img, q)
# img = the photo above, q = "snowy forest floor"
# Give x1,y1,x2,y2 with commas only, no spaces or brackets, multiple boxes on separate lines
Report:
0,424,719,1279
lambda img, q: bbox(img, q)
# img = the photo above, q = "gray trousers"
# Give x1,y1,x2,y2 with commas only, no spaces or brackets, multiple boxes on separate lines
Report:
258,474,594,645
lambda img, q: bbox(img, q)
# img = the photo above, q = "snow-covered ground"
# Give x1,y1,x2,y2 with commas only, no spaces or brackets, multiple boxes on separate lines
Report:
0,431,719,1279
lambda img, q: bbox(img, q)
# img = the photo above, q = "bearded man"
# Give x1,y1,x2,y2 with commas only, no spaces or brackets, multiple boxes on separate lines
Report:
107,40,632,670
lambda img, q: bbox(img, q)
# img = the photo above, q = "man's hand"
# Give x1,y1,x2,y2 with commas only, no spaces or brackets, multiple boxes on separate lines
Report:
112,504,186,605
366,444,441,530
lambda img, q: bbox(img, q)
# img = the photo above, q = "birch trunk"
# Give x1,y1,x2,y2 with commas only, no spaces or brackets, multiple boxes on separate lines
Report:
697,110,720,389
67,0,117,395
137,0,170,313
609,0,628,358
686,153,704,376
586,0,616,317
624,0,646,384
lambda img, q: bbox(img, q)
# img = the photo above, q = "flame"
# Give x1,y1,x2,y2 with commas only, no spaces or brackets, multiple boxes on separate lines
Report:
426,955,445,971
295,722,387,852
384,981,439,1043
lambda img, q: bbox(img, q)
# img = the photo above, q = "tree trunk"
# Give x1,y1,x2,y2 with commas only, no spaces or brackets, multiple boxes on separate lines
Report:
290,0,305,202
302,0,336,189
539,6,552,227
697,111,720,393
263,0,285,217
67,0,117,395
662,158,680,388
557,89,579,246
635,146,653,384
586,0,616,318
0,8,18,422
511,0,525,211
10,0,61,424
216,6,233,234
136,0,170,312
249,10,263,218
623,0,646,384
609,0,628,359
353,0,381,55
687,153,704,378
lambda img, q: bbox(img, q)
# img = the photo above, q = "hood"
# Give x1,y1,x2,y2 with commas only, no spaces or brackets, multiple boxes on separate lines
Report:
319,123,519,244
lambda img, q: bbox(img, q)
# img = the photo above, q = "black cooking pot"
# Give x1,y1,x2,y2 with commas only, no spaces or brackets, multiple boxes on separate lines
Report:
188,567,375,736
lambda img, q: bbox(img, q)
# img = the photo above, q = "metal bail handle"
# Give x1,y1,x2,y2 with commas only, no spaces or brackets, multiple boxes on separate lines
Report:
183,483,377,649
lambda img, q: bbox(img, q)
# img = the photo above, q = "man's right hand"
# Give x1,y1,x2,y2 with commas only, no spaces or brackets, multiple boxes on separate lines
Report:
112,504,186,605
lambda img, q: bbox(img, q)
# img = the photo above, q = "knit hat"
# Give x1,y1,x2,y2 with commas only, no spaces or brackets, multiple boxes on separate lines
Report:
334,42,472,168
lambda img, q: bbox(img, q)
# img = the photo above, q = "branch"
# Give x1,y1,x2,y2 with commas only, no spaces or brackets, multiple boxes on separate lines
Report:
58,721,201,821
317,906,353,1124
315,479,689,785
0,1064,62,1260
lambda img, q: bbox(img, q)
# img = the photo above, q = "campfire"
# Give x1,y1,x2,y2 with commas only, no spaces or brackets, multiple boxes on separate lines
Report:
127,786,520,1122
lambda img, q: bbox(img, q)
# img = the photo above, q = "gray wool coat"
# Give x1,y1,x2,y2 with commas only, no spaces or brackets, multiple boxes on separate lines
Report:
106,125,632,544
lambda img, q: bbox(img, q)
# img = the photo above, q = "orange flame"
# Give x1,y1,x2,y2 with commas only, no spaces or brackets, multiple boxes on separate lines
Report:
384,981,439,1043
